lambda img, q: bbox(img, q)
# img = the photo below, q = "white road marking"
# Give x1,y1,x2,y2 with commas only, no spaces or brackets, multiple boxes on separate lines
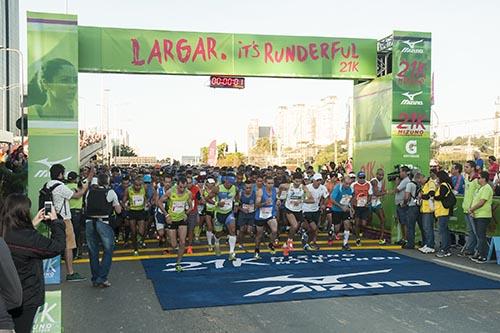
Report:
433,259,500,280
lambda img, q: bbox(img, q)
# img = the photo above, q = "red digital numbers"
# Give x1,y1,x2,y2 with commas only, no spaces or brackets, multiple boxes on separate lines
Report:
210,76,245,89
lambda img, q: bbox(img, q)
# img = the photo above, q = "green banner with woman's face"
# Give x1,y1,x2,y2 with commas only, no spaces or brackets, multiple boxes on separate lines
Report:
27,12,79,216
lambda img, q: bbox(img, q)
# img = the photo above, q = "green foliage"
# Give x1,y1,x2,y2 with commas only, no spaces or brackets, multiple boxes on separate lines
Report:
113,144,137,157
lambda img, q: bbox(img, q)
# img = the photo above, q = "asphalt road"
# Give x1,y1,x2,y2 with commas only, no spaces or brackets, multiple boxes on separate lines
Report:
61,249,500,333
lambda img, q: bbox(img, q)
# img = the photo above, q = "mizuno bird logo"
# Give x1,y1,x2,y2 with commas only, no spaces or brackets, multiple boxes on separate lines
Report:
35,156,72,168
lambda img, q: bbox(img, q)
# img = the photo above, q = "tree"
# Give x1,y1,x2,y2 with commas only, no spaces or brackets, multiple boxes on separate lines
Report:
314,141,347,168
250,137,277,155
113,144,137,157
218,152,246,167
200,147,208,164
217,143,228,160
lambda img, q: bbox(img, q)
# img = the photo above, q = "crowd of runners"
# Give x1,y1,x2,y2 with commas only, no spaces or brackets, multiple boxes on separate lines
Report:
67,163,387,273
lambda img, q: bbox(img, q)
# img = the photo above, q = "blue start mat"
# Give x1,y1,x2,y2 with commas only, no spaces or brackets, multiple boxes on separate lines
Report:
141,250,500,310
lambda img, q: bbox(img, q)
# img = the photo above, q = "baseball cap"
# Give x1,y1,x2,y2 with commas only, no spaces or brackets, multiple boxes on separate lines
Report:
312,173,323,181
67,171,78,181
349,172,356,178
143,174,152,183
357,171,366,178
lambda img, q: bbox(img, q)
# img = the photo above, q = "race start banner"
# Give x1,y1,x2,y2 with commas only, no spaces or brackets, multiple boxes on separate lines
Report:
27,12,79,216
32,290,62,333
78,27,377,79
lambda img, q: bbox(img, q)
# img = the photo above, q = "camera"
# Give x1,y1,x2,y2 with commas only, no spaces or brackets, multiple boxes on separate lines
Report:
387,164,416,181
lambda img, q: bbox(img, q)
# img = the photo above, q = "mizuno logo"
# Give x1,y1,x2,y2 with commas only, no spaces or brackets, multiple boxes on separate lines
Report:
235,269,431,297
236,269,391,285
401,91,423,105
35,156,72,169
401,39,424,53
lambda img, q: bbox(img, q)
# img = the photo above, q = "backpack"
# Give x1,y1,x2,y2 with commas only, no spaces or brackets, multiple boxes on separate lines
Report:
38,182,62,210
441,183,456,209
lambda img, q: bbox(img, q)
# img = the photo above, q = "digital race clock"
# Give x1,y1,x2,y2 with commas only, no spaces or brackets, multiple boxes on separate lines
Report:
209,76,245,89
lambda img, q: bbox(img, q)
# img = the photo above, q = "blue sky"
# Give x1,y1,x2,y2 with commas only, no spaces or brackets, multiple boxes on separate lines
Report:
19,0,500,159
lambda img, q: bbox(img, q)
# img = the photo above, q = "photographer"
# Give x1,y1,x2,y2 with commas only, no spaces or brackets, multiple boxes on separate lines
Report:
0,194,65,333
403,172,422,249
394,166,411,246
85,173,122,287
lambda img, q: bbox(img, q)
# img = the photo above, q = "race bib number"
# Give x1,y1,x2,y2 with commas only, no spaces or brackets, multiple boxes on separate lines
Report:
172,201,185,214
371,197,379,206
197,205,205,214
279,191,287,200
339,195,351,206
290,199,302,208
357,196,368,207
132,195,144,207
222,199,233,211
259,207,273,219
242,203,255,213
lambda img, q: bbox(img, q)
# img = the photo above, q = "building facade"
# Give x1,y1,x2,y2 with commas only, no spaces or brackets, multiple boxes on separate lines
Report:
275,96,345,149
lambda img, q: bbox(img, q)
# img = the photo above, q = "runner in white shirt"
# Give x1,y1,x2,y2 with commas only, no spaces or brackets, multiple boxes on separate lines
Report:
302,173,329,251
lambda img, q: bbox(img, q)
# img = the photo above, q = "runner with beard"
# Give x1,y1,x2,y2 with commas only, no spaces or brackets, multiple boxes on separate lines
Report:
122,177,149,256
279,172,315,256
254,176,279,259
209,174,240,261
157,176,192,272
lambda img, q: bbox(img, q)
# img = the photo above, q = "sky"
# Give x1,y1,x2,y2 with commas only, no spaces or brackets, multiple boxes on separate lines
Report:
18,0,500,159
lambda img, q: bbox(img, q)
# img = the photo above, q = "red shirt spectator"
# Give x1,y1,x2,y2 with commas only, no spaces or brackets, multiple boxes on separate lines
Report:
488,156,499,181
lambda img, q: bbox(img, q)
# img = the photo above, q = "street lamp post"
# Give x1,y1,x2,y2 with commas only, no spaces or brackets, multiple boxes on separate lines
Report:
0,46,25,148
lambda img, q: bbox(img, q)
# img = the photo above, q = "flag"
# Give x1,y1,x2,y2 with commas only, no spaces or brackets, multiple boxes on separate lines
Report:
207,140,217,166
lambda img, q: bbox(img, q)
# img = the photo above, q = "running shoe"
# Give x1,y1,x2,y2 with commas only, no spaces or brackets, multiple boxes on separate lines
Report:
175,264,183,272
288,239,294,251
133,250,139,256
99,281,112,288
471,256,487,264
66,272,86,282
355,238,361,247
208,245,214,252
342,244,352,251
228,252,236,261
311,243,320,251
254,252,262,260
327,239,334,247
186,246,193,254
215,243,221,256
335,233,341,241
435,250,451,258
282,243,290,257
268,243,276,255
162,249,169,255
303,244,312,251
378,239,387,245
418,245,428,253
424,247,435,254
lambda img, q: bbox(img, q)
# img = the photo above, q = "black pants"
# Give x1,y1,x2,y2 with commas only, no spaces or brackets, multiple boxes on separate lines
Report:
10,306,37,333
474,217,490,258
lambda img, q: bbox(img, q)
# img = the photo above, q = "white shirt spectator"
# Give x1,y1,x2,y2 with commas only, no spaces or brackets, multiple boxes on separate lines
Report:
46,180,74,220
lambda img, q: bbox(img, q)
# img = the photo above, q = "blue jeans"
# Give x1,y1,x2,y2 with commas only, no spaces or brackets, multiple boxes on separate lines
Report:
421,213,435,249
86,219,115,284
473,217,490,258
406,206,420,248
437,216,450,252
464,214,477,253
